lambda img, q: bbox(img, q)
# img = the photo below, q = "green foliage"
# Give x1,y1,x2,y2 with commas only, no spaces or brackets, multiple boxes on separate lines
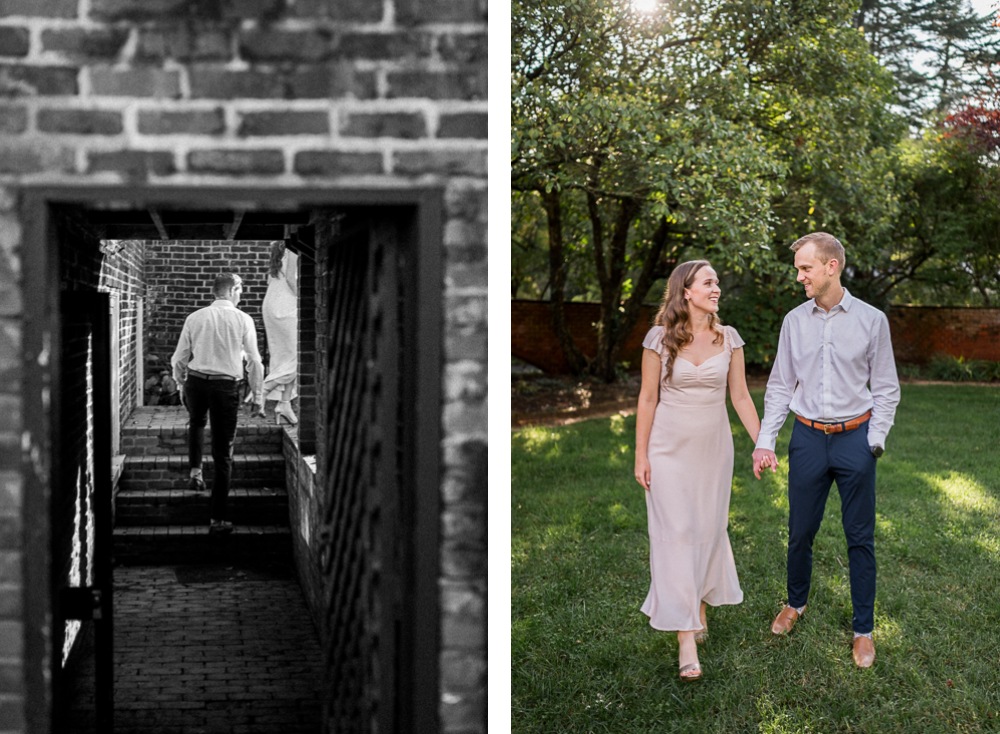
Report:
873,120,1000,307
512,0,902,378
513,385,1000,733
856,0,1000,128
925,354,1000,382
717,269,803,367
511,191,551,299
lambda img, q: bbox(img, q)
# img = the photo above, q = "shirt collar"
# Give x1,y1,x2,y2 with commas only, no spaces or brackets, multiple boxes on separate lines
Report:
809,287,853,314
211,299,236,309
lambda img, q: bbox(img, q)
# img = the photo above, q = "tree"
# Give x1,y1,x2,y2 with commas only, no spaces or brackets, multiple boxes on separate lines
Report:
512,0,898,380
880,66,1000,306
856,0,1000,127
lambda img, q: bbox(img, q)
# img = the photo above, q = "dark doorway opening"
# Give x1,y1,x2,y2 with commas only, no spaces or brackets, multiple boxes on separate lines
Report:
21,187,442,734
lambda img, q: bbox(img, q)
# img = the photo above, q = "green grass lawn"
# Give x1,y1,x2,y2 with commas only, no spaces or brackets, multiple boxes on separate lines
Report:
512,384,1000,733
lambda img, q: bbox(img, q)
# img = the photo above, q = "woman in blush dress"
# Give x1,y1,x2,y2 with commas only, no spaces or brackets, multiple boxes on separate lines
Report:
262,241,299,425
633,260,772,681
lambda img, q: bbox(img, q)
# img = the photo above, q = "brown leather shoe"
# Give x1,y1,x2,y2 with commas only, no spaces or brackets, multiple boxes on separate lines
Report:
771,604,805,635
853,635,876,668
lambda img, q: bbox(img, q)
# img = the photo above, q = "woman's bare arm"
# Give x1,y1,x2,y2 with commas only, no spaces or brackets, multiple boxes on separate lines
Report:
634,348,661,491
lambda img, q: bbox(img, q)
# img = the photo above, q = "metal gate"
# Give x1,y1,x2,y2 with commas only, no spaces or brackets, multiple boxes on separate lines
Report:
318,217,406,733
55,290,115,732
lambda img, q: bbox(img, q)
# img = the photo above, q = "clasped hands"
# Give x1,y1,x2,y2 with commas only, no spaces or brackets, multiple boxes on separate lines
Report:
634,449,779,491
752,448,779,480
243,389,265,418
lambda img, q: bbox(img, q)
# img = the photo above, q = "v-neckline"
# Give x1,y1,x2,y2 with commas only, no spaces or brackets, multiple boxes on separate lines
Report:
675,349,726,369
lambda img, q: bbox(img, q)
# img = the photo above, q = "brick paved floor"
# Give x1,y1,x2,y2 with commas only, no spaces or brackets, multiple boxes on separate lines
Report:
66,561,323,734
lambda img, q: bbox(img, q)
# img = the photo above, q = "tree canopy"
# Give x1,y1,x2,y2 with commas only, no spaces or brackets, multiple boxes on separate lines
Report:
512,0,900,378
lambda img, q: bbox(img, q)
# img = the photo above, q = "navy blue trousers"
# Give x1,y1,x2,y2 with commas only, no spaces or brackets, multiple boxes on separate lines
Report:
786,418,878,634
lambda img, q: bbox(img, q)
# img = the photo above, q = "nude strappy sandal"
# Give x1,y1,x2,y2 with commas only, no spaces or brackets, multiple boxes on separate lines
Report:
679,663,702,681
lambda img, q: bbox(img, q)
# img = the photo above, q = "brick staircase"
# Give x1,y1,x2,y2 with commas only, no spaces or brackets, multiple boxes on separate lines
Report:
113,406,292,564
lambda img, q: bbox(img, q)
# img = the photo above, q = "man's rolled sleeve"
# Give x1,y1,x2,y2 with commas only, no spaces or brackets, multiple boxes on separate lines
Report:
867,314,900,448
242,317,265,399
755,318,796,452
171,319,192,386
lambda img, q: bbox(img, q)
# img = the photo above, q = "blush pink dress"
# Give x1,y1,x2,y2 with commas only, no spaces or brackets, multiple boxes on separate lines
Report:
640,324,744,631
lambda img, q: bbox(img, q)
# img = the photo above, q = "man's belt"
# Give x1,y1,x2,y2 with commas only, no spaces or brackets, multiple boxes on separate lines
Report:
795,410,872,435
187,369,237,381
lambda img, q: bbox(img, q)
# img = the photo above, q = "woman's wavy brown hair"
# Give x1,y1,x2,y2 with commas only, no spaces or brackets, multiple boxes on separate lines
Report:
268,240,286,279
652,259,724,384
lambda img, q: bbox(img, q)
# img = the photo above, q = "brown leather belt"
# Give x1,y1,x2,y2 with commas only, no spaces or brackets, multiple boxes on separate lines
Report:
188,369,237,381
795,410,872,435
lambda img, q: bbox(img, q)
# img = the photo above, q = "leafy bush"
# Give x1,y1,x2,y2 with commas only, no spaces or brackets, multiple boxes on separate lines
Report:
718,269,803,368
924,354,1000,382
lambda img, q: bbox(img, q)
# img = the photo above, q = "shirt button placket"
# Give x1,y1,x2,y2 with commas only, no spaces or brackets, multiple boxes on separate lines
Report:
823,316,832,419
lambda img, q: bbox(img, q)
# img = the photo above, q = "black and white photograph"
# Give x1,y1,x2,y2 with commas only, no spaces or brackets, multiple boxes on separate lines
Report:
0,1,489,732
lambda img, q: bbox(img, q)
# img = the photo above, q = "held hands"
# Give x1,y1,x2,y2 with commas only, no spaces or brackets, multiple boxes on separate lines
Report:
752,448,779,480
244,391,265,418
634,455,651,492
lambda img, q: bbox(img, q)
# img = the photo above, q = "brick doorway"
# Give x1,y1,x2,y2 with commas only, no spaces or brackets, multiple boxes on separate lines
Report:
20,186,442,734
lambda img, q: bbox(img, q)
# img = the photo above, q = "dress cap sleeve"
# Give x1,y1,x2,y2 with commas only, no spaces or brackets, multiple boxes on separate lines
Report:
642,326,664,354
727,325,745,350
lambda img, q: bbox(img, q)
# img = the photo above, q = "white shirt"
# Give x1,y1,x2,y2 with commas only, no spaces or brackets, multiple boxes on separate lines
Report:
171,300,264,393
756,289,900,452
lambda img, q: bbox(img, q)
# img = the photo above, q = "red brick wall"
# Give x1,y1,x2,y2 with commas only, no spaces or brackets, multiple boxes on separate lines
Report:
888,307,1000,364
511,299,657,374
513,301,1000,373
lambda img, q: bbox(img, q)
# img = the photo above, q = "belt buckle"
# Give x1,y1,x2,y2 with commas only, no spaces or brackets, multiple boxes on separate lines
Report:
823,423,834,435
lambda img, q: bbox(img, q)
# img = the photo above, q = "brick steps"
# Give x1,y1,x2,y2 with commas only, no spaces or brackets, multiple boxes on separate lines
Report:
114,408,292,565
120,424,282,456
113,525,292,565
117,454,285,491
115,487,288,526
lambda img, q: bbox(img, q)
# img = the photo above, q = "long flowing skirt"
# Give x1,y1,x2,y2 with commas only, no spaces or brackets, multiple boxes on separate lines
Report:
262,276,297,402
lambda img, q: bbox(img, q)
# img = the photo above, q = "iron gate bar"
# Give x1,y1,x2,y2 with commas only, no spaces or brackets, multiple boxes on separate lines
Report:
89,290,115,733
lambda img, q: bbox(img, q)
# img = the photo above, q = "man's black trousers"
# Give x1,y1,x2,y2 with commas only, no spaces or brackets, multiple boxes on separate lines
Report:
185,375,239,521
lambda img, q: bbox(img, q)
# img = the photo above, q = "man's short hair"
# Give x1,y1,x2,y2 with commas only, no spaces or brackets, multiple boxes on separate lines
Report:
213,273,242,297
790,232,845,274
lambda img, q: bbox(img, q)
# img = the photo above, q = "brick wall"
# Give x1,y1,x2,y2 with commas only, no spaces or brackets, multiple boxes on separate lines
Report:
60,231,145,429
57,225,147,685
513,301,1000,374
511,299,657,374
143,239,272,391
888,307,1000,364
0,183,24,731
1,1,487,731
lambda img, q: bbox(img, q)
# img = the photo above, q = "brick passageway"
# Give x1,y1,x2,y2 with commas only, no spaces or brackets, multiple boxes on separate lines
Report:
66,561,323,734
65,404,323,733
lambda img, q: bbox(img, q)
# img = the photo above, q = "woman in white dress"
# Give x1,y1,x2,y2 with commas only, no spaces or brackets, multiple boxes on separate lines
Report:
262,241,299,424
633,260,772,681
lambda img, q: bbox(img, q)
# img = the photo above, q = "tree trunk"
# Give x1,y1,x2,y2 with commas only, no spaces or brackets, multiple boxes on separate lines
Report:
589,216,674,382
541,189,589,374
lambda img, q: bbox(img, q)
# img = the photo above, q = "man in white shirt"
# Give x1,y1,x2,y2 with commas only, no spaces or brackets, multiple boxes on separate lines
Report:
171,273,264,535
752,233,900,668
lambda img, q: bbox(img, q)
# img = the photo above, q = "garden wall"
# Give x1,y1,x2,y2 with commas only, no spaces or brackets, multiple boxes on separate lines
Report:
143,239,273,397
888,306,1000,364
511,300,656,374
512,300,1000,373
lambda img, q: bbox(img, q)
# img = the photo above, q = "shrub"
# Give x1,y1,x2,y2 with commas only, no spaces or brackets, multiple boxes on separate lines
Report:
924,353,1000,382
